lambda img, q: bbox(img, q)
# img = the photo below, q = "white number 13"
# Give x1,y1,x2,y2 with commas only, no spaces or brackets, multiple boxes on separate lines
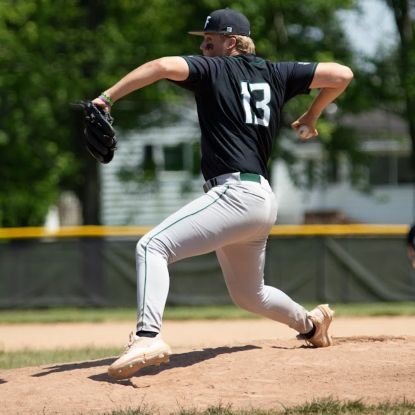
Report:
241,81,271,127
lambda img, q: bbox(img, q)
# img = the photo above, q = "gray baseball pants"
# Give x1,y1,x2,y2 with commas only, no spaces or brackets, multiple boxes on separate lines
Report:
135,173,312,335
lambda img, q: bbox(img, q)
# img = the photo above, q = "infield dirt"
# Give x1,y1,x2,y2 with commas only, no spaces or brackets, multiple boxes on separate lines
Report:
0,317,414,414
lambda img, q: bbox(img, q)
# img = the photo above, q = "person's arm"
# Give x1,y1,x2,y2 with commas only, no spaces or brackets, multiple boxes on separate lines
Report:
291,62,354,139
92,56,189,110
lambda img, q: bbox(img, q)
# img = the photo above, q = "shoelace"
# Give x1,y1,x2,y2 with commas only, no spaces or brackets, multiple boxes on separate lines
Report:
296,312,318,345
296,333,313,346
297,333,314,346
121,331,136,354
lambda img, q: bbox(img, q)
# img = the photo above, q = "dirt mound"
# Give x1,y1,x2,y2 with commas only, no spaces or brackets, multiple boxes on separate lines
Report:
1,319,415,415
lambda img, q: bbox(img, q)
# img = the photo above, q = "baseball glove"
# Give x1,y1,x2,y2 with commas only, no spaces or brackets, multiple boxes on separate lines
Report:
80,101,117,164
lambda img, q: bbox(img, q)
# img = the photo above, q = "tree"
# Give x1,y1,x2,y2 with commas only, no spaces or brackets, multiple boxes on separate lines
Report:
0,0,192,226
347,0,415,189
0,0,359,226
384,0,415,169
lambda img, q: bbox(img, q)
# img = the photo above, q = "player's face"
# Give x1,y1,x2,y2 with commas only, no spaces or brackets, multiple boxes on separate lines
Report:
200,34,234,57
408,246,415,269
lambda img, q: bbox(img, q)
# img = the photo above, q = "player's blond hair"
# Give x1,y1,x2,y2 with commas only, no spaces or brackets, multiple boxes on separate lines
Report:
234,35,256,54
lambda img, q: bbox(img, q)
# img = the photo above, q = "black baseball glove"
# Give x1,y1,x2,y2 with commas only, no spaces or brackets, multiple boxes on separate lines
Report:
80,101,117,164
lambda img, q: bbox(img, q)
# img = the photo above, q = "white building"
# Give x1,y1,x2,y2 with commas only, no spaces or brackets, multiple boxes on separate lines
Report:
100,109,415,226
101,112,202,226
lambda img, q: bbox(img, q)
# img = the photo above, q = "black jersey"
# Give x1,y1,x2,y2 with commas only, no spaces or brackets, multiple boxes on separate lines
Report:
177,54,317,180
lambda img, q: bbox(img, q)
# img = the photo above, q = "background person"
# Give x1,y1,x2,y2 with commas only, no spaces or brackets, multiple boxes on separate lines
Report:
407,224,415,269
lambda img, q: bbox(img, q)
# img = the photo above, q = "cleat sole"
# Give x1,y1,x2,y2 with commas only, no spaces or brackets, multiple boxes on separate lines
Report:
108,353,170,380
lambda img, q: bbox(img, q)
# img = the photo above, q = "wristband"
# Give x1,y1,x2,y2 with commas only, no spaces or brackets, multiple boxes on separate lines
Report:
99,92,114,107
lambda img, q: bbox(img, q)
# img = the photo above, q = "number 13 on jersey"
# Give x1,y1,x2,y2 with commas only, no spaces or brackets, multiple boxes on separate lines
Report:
241,81,271,127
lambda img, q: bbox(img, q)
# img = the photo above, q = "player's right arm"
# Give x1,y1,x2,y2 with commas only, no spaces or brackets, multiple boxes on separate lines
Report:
307,63,354,115
93,57,189,108
292,63,353,139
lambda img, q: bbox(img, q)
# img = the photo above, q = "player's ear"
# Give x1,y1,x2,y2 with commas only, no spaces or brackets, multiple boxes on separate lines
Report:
224,35,237,51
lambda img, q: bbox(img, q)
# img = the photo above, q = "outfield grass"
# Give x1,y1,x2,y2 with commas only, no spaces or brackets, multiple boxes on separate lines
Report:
0,302,414,324
101,399,415,414
0,347,120,370
0,305,254,324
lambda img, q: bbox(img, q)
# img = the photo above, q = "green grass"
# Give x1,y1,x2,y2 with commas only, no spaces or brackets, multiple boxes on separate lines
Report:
0,305,253,324
100,399,415,414
0,347,120,369
0,307,139,324
0,302,414,324
328,302,415,317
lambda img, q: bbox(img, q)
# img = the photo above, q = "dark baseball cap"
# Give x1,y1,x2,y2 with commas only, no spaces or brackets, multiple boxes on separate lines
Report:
189,8,251,37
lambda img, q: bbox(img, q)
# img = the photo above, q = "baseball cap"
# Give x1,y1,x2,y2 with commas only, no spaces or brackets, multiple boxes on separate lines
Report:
189,8,251,37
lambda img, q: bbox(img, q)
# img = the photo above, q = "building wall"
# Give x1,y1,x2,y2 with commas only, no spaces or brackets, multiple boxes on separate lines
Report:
273,160,415,225
100,122,414,226
100,122,203,226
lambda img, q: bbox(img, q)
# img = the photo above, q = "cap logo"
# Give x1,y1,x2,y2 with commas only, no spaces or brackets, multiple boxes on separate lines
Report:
204,16,211,30
226,27,233,32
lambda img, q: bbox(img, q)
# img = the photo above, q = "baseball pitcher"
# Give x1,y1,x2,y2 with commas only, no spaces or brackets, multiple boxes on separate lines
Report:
91,8,353,379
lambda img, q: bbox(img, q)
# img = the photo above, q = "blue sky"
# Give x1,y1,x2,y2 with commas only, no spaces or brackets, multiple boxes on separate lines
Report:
338,0,398,56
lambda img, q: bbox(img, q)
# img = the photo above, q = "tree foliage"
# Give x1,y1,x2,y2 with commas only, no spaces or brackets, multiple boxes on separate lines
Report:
0,0,359,226
0,0,192,226
384,0,415,167
344,0,415,184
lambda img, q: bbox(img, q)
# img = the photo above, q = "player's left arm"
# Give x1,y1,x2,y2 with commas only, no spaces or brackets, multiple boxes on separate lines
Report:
292,63,353,139
93,57,189,110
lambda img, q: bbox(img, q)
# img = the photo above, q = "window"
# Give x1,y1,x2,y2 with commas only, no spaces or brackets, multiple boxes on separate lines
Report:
369,155,393,185
397,155,415,184
369,154,414,185
163,144,184,171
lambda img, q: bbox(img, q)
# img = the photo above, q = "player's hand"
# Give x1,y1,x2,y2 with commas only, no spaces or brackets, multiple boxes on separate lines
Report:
92,97,111,113
291,115,318,140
